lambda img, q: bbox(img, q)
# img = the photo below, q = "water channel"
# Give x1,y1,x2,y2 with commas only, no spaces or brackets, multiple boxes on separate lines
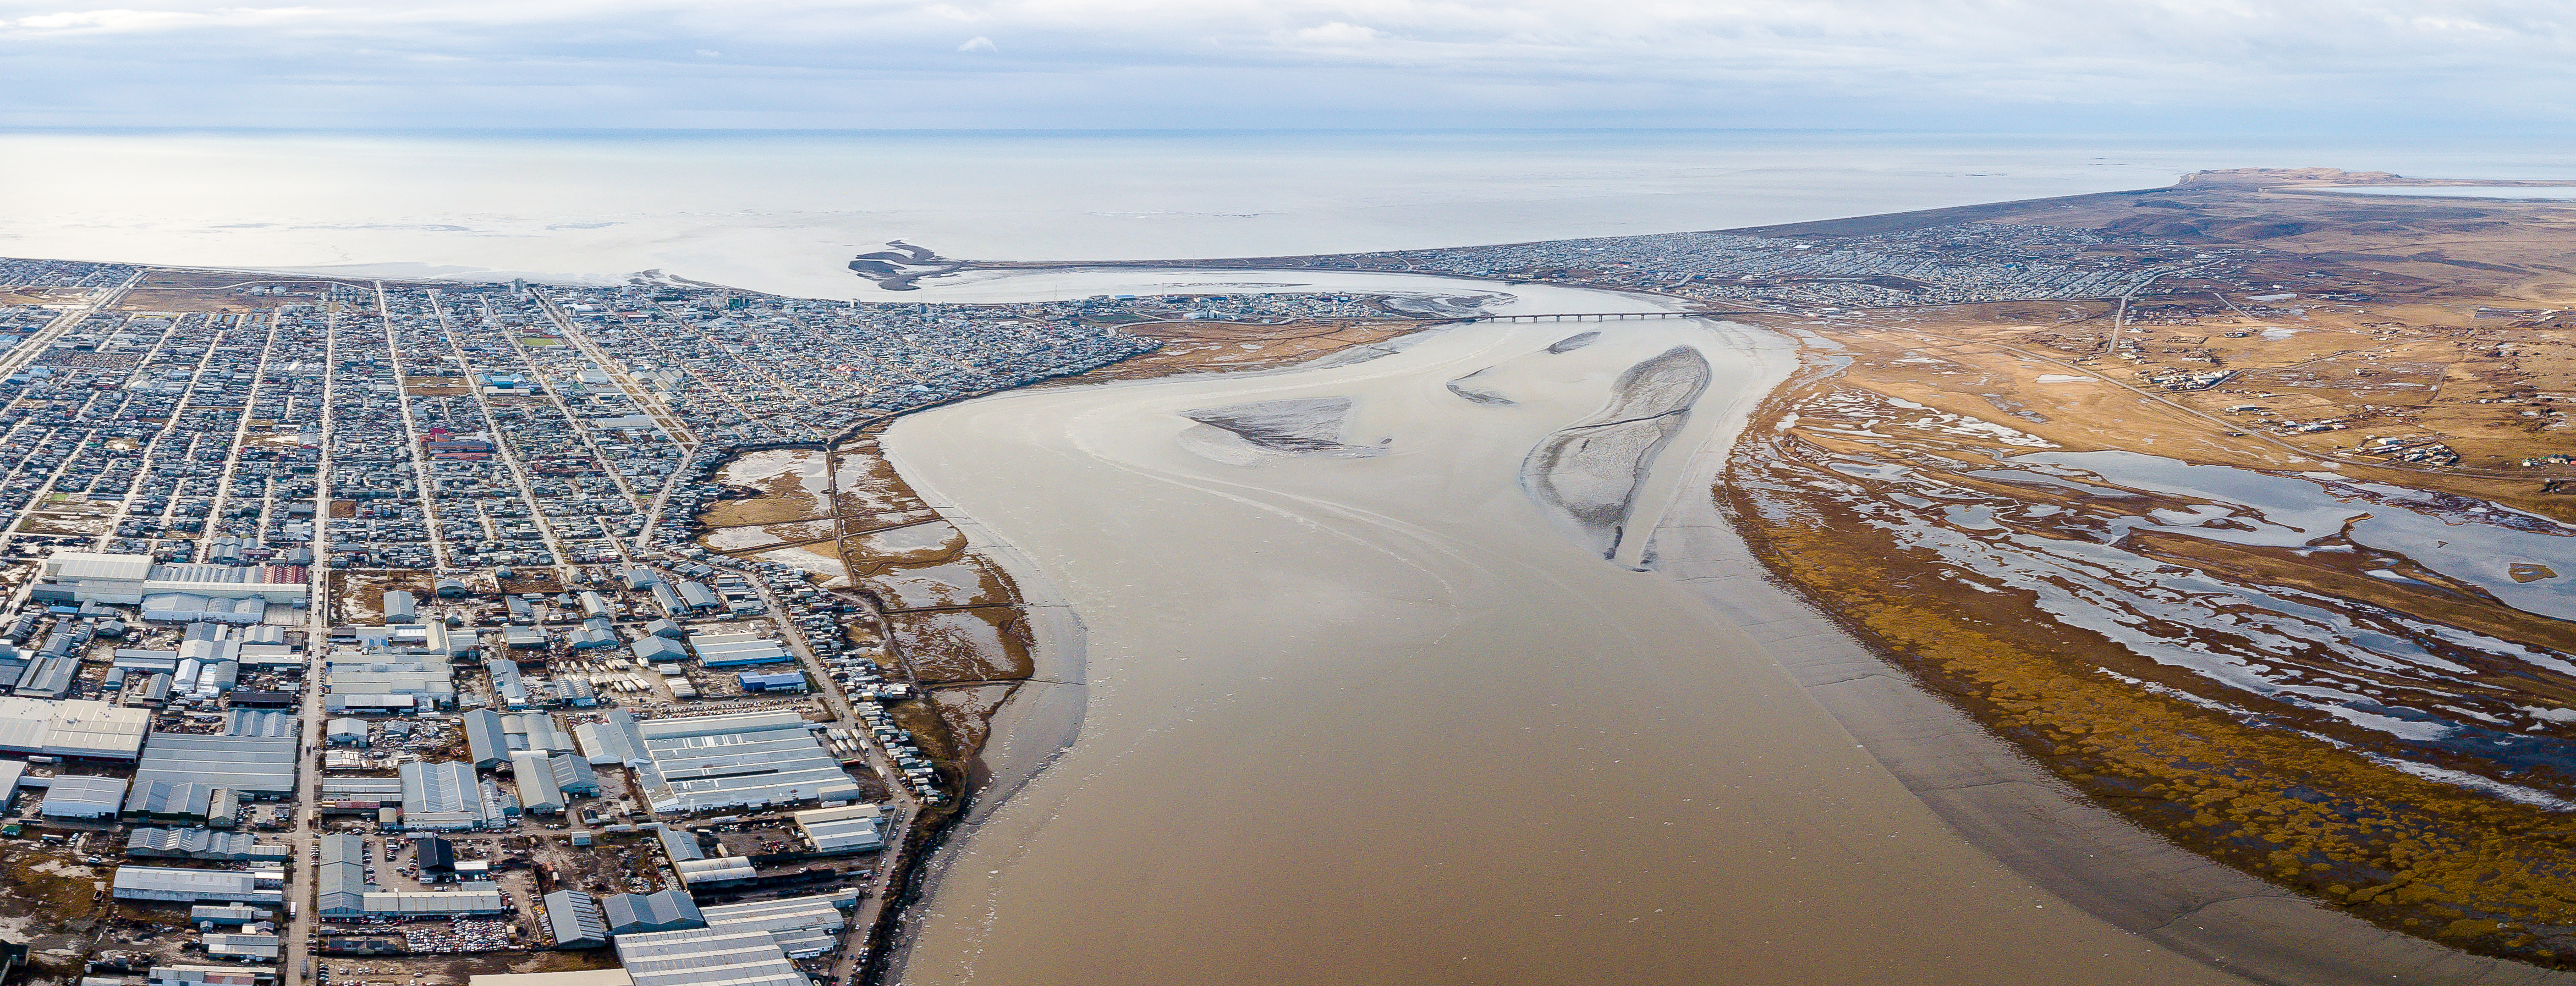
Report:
876,271,2564,985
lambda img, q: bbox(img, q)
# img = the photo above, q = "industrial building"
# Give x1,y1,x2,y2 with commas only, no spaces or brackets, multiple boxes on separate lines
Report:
632,709,861,814
511,751,567,814
470,972,631,986
204,932,282,962
324,659,455,704
123,780,216,824
0,697,151,761
31,553,308,606
399,761,493,830
126,828,290,862
575,709,649,768
0,758,26,811
135,727,299,797
40,774,128,818
611,924,805,986
462,708,508,768
504,713,574,754
189,905,276,926
686,632,790,668
112,866,283,905
672,853,757,888
361,889,510,917
736,672,806,693
317,833,367,918
793,803,886,854
602,889,705,935
150,964,281,986
542,890,609,949
699,891,855,959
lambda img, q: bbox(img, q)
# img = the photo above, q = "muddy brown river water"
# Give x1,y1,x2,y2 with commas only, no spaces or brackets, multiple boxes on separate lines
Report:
874,274,2261,985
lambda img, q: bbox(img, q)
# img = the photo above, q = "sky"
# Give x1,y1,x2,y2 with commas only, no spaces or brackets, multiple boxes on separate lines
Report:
0,1,2569,130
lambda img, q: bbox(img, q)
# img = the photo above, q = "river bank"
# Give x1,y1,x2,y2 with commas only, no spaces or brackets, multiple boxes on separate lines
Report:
1650,323,2576,984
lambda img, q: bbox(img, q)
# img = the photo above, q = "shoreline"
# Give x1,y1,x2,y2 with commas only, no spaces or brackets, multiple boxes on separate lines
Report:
1642,321,2576,985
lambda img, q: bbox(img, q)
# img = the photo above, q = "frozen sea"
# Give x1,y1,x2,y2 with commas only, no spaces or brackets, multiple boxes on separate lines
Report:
6,129,2576,298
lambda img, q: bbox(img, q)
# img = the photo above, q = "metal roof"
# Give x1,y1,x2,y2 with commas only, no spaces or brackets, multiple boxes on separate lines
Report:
126,828,286,861
400,761,488,824
136,731,298,795
43,552,153,582
124,780,214,818
602,889,705,935
470,971,633,986
0,698,152,760
542,890,608,948
224,710,296,737
462,709,507,766
41,774,128,816
612,925,804,986
673,856,758,886
112,865,273,901
576,710,650,767
637,724,862,814
512,751,565,813
362,889,509,915
635,709,811,741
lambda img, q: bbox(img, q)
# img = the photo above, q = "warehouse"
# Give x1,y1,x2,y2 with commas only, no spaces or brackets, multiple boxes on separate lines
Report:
700,892,854,959
135,730,298,796
612,925,804,986
672,855,758,888
686,632,790,668
204,932,281,962
504,713,574,755
547,753,600,796
324,693,425,714
512,751,566,814
325,660,455,703
542,890,609,949
400,761,493,830
602,889,705,936
735,672,806,693
112,866,283,905
189,905,275,926
575,710,650,767
630,636,684,664
150,965,281,986
32,553,309,607
41,774,128,818
141,594,268,625
327,719,369,745
317,834,367,918
462,709,508,768
126,828,290,862
0,758,25,811
362,889,509,917
319,777,402,803
0,697,151,761
123,780,215,823
793,803,886,854
634,709,862,814
13,656,77,698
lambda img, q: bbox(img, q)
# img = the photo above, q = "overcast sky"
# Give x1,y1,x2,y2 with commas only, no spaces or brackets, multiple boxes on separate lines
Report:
0,1,2567,130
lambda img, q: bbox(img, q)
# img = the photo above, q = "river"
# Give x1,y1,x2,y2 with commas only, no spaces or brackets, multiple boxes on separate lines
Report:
876,272,2241,985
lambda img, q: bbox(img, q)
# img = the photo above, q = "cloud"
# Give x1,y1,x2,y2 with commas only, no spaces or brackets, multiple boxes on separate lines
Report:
0,0,2565,129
